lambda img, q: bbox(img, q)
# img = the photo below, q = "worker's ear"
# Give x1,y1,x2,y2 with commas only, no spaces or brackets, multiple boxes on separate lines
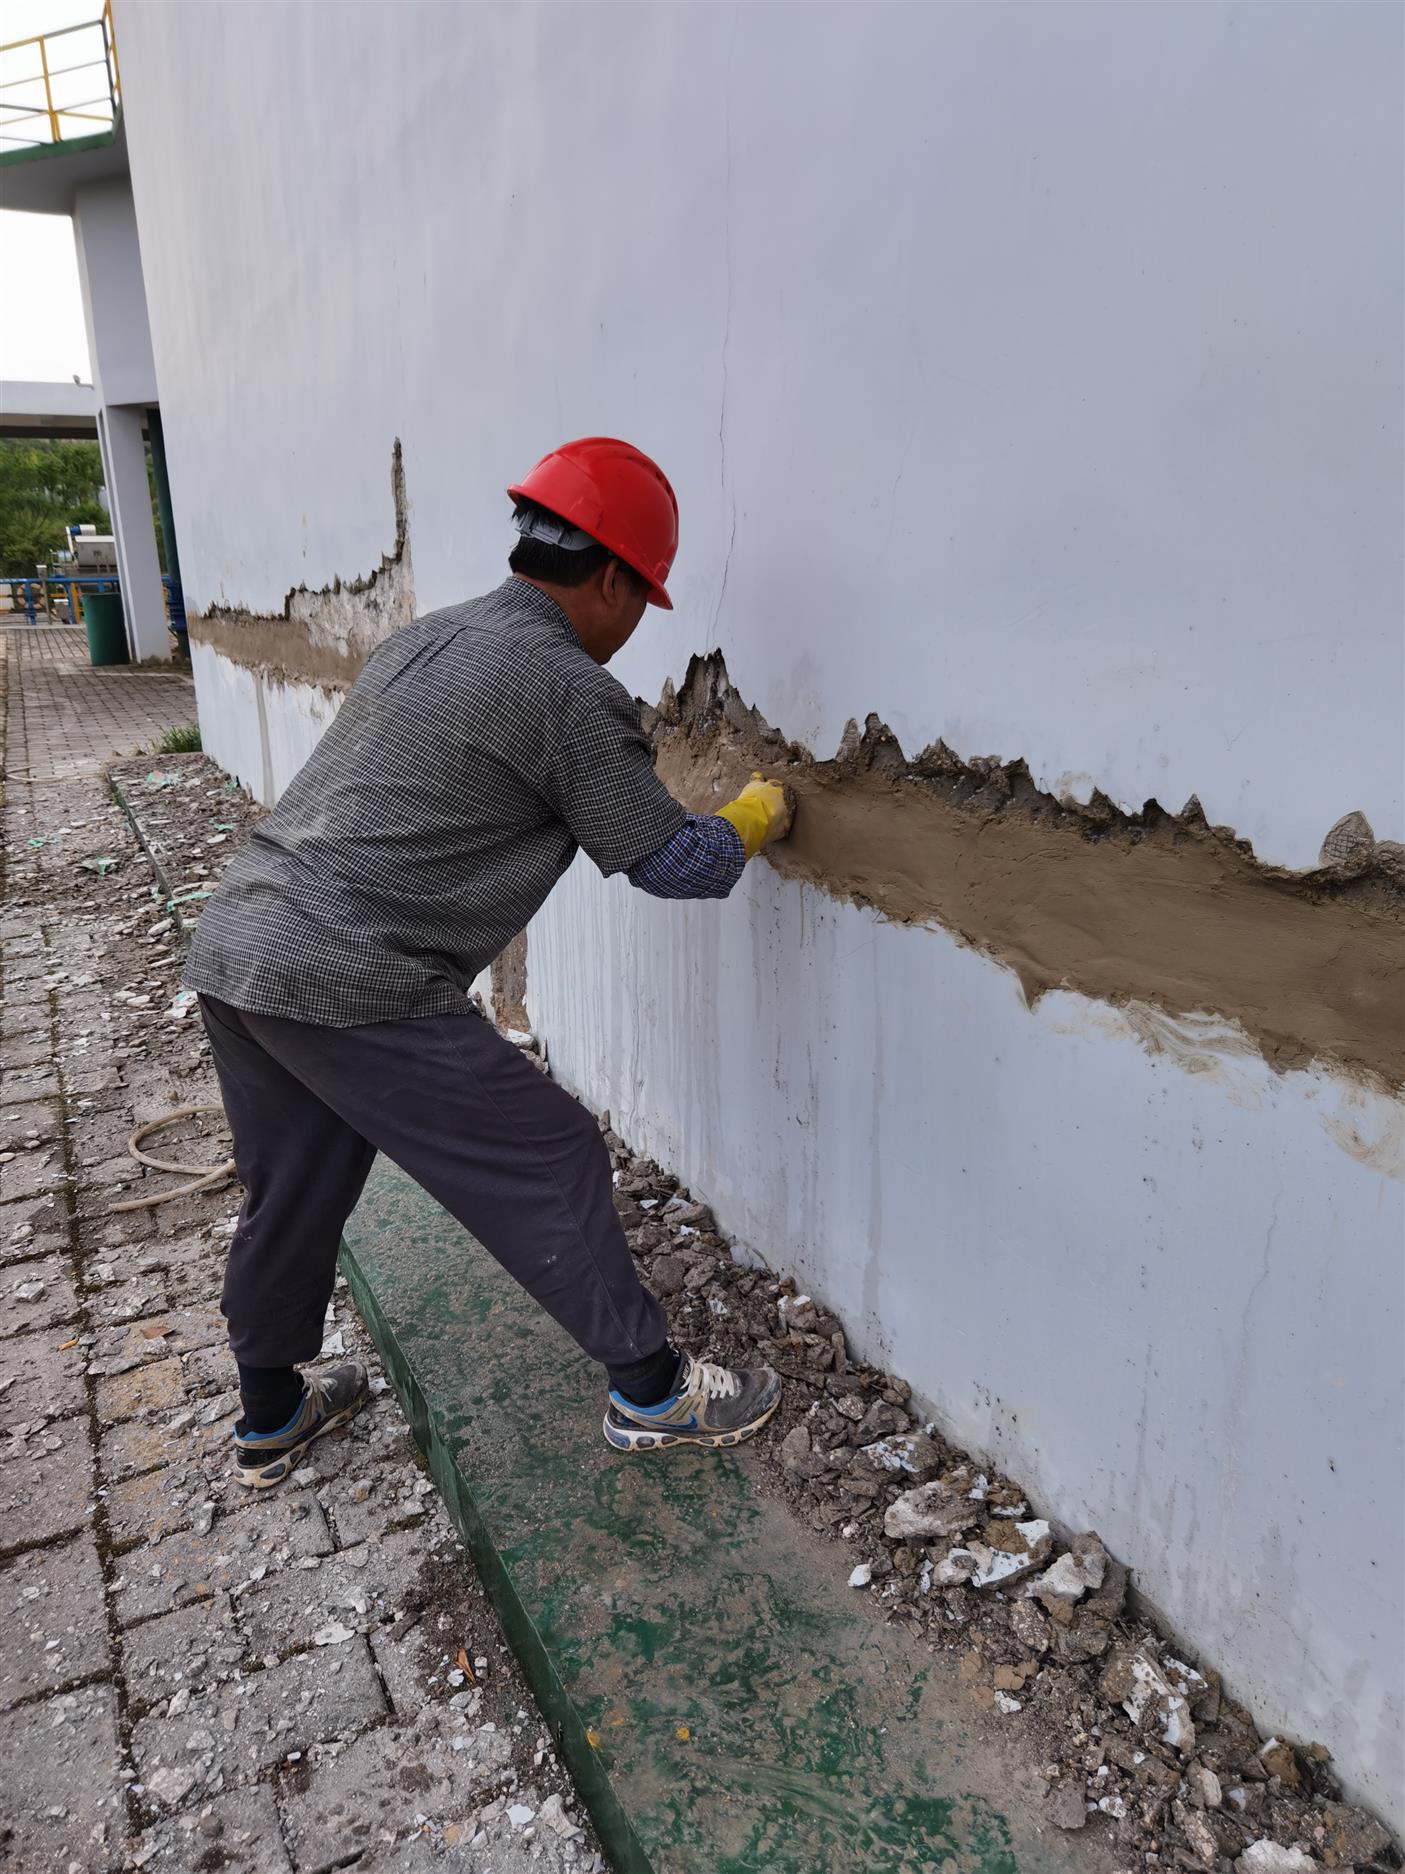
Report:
601,556,637,610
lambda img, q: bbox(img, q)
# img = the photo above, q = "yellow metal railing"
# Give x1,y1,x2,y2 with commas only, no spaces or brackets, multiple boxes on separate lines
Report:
0,4,120,153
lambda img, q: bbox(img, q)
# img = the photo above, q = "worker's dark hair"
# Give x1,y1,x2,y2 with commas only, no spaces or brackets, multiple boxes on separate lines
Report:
508,499,645,594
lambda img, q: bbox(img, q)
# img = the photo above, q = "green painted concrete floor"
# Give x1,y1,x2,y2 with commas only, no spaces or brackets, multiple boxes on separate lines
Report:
341,1158,1098,1874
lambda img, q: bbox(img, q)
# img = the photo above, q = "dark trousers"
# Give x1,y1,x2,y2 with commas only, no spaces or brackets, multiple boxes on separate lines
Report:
198,995,667,1372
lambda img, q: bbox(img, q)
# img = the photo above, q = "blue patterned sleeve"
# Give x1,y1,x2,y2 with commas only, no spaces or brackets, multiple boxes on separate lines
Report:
627,814,747,900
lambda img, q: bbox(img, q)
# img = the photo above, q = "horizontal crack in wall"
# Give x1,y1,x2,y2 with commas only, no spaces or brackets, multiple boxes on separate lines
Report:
187,440,413,693
647,652,1405,1093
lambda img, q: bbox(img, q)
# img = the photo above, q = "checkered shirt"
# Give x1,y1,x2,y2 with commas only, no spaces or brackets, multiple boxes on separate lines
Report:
184,578,689,1026
628,813,745,899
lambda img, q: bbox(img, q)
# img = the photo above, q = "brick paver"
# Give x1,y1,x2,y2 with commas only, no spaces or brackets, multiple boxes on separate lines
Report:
0,621,602,1870
2,625,196,783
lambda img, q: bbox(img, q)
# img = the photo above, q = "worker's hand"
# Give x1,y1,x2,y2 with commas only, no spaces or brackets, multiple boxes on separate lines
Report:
716,773,796,860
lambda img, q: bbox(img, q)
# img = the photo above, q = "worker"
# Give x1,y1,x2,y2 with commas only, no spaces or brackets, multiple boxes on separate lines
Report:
184,437,794,1488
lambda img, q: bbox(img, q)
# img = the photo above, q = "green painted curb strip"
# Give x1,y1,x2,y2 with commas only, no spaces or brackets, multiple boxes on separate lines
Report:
339,1227,657,1874
339,1158,1074,1874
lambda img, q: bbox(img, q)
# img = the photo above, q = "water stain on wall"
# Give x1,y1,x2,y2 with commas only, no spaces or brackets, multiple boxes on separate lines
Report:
648,653,1405,1093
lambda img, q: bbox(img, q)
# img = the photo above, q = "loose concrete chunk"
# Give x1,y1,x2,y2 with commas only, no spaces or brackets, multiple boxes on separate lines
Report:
1033,1552,1095,1606
1101,1644,1197,1755
855,1432,942,1479
933,1548,978,1586
1236,1842,1319,1874
1188,1764,1223,1809
882,1477,981,1542
1045,1780,1087,1831
969,1521,1052,1589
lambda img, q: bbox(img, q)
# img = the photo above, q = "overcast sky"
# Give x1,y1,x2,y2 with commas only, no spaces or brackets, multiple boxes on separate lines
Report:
1,0,114,384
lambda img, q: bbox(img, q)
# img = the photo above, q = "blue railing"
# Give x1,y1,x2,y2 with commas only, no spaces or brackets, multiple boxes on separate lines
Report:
2,574,187,636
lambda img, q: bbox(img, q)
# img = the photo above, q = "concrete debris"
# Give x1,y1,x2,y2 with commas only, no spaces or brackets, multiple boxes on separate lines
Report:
933,1548,978,1586
1101,1645,1198,1755
969,1520,1052,1589
539,1792,585,1840
1260,1736,1304,1789
883,1475,982,1541
1045,1780,1088,1831
597,1107,1397,1874
1189,1764,1224,1809
1237,1841,1320,1874
145,1764,199,1810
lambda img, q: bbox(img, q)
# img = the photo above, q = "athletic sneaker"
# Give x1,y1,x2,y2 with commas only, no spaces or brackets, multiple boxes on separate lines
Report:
233,1359,370,1489
604,1353,781,1452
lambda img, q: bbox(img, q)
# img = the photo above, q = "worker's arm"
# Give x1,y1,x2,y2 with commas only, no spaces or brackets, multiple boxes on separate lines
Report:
541,673,794,886
628,814,746,899
628,777,795,901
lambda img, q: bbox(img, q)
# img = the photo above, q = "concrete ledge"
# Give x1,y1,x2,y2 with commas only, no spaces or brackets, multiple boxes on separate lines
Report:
341,1157,1085,1874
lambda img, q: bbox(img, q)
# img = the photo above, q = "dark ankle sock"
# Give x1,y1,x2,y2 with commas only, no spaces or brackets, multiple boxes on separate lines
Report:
237,1362,304,1432
608,1342,684,1408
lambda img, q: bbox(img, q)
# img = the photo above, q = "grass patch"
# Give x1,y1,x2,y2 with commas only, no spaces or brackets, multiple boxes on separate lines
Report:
151,723,201,754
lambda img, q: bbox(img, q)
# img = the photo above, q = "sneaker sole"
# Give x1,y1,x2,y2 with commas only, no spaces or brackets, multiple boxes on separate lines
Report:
602,1393,780,1454
234,1396,367,1490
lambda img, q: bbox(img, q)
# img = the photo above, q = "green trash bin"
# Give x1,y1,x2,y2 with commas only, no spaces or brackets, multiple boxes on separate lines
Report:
82,591,129,667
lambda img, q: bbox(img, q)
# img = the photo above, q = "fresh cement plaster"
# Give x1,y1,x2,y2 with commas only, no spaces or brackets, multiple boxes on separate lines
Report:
651,655,1404,1093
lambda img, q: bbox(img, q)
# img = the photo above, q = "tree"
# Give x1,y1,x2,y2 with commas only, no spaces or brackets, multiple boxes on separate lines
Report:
0,439,110,579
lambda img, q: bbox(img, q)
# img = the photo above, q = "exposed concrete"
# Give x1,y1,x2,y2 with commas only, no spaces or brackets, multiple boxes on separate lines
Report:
491,931,530,1033
188,442,413,801
651,654,1405,1094
187,440,414,694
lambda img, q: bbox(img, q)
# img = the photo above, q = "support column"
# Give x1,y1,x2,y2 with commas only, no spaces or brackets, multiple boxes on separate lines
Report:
73,176,170,661
98,404,167,662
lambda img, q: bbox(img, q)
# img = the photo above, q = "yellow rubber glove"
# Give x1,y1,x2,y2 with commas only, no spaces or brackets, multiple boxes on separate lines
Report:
716,773,795,860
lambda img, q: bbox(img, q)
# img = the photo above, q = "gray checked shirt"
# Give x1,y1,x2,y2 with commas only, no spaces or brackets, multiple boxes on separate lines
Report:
183,578,687,1026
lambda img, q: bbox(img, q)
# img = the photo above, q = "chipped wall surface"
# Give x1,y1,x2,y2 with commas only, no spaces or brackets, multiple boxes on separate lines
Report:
113,0,1403,1824
186,444,410,801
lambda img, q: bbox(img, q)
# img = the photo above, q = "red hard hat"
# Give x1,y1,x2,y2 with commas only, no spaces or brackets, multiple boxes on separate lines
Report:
508,437,679,610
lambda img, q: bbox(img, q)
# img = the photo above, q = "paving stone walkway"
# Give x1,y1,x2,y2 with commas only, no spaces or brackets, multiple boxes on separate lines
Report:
2,627,198,785
0,631,602,1873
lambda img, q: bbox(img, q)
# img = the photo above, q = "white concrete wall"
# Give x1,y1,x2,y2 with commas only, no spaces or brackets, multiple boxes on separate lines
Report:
115,0,1403,1820
189,640,342,805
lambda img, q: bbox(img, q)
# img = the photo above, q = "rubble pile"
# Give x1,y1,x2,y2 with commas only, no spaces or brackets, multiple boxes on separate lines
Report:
595,1114,1398,1874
